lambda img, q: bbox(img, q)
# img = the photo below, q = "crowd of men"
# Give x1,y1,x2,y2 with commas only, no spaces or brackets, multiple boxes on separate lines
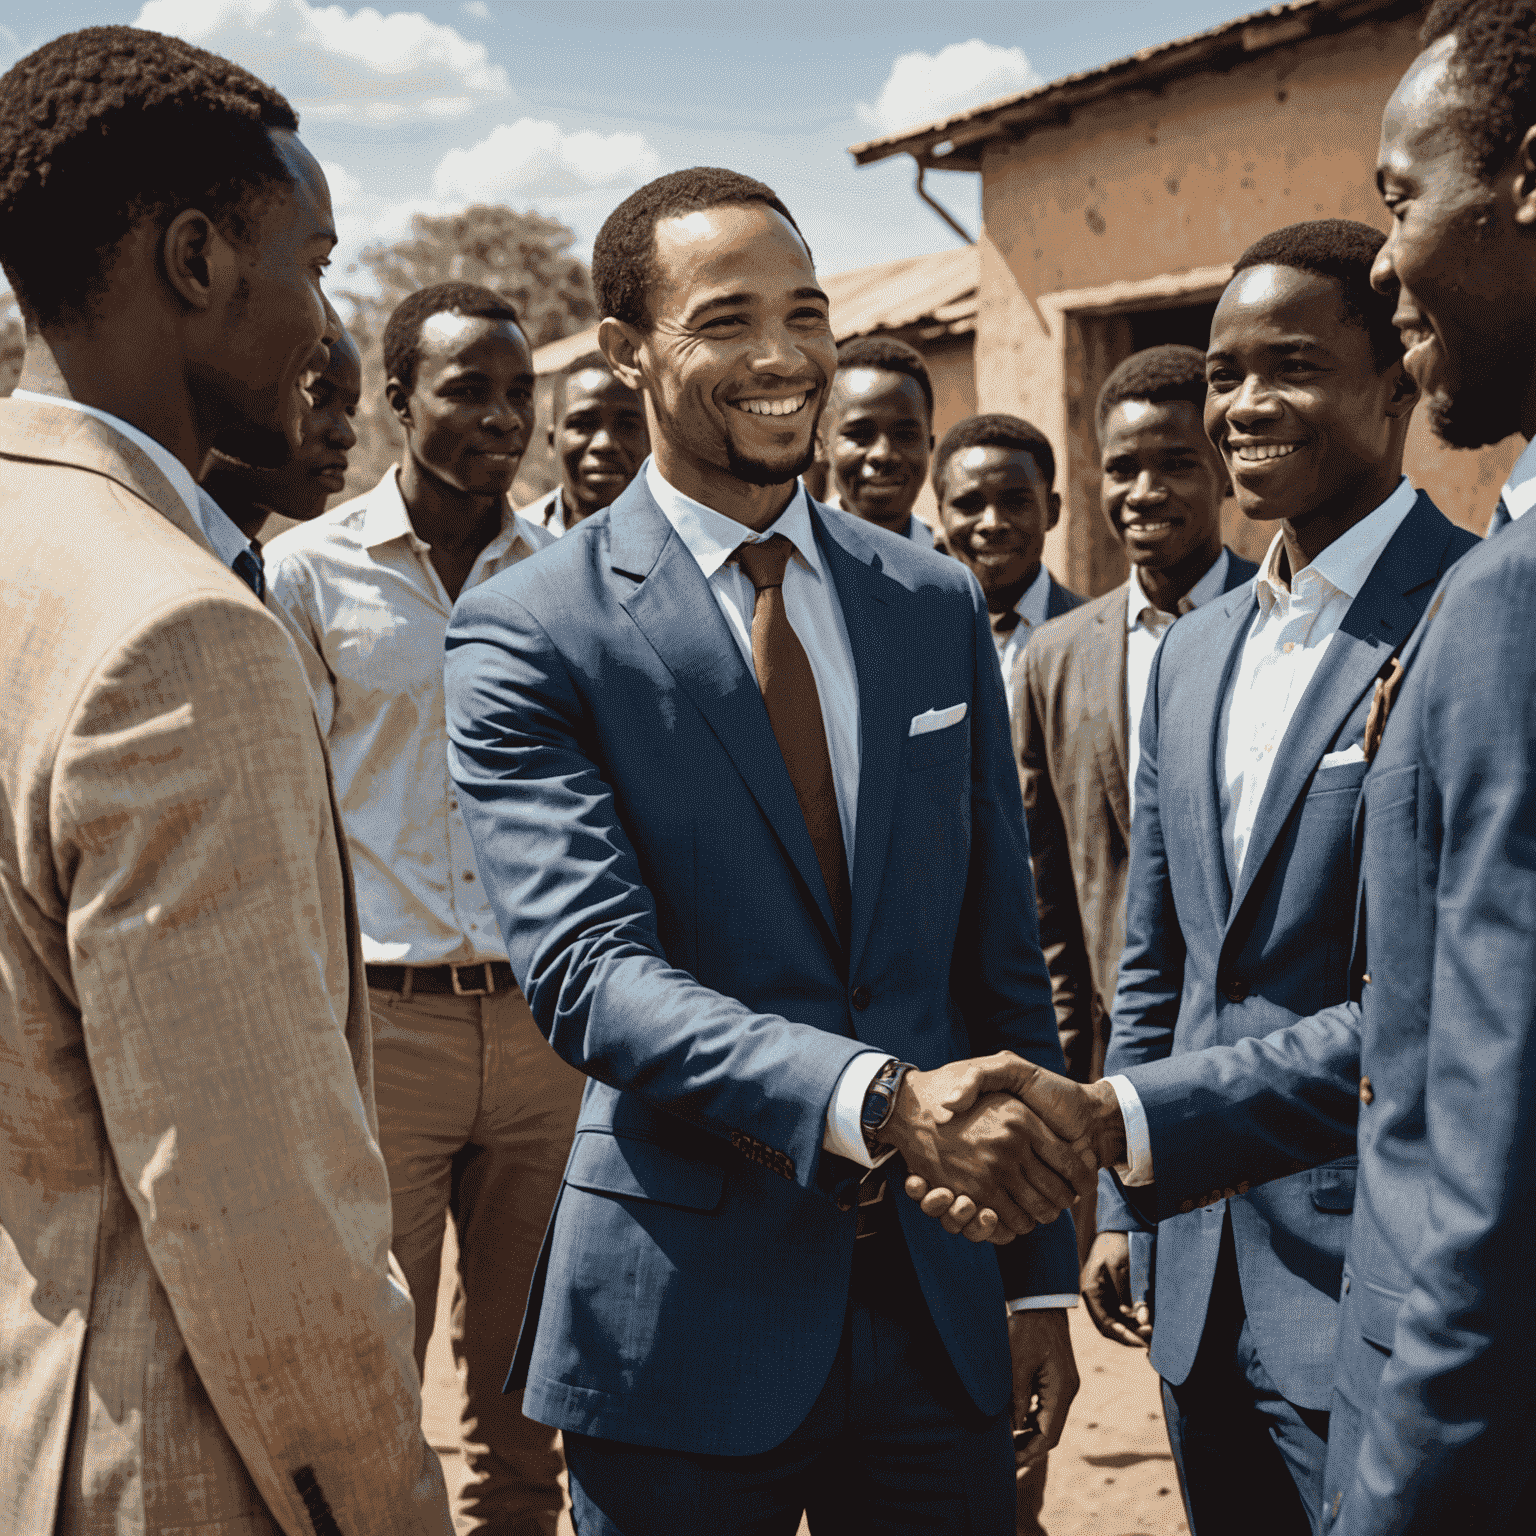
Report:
1,4,1533,1535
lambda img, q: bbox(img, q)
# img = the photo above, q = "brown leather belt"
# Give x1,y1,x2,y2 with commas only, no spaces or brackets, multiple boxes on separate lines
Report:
365,961,517,998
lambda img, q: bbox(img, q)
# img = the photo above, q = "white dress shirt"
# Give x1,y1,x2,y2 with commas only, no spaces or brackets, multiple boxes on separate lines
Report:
1501,435,1536,522
265,467,552,966
997,564,1056,716
906,515,936,549
523,484,567,536
1109,479,1417,1187
12,388,250,569
651,460,1072,1308
1125,550,1232,817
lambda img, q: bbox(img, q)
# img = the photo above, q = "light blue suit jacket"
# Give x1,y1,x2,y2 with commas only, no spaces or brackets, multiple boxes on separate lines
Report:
444,476,1078,1456
1099,492,1475,1411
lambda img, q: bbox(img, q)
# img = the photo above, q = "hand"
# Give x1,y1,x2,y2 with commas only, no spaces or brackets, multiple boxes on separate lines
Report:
882,1054,1099,1244
1080,1232,1152,1348
1007,1308,1079,1476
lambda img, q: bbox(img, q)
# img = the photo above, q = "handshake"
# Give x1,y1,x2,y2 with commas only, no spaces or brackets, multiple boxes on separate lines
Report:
879,1052,1129,1245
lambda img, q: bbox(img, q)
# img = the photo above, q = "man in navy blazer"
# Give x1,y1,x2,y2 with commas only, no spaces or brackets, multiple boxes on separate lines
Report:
1089,222,1476,1536
445,167,1090,1536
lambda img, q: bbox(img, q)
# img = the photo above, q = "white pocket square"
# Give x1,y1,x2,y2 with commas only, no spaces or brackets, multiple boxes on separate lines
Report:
1319,743,1367,768
909,703,967,737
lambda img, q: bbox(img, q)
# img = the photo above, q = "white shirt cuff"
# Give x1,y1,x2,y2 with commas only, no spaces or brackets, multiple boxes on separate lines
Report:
1008,1295,1079,1311
823,1051,896,1169
1106,1074,1153,1186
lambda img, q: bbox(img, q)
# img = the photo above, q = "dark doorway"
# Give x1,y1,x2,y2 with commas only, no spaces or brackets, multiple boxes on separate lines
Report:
1129,300,1219,355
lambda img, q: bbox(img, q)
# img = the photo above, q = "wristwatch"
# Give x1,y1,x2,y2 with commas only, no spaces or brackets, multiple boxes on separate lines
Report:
861,1058,916,1154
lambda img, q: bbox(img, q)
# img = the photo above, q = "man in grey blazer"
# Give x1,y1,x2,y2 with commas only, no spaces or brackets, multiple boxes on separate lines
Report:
0,27,450,1536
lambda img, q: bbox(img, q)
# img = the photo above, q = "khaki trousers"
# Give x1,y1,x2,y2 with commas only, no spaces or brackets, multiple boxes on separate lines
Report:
371,982,585,1535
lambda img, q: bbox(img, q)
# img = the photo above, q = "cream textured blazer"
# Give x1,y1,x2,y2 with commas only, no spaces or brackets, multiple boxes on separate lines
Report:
0,396,452,1536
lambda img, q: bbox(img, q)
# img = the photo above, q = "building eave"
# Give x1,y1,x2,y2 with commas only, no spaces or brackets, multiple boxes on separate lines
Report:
848,0,1423,173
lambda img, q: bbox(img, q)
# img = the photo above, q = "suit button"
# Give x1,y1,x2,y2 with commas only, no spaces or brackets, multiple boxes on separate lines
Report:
851,986,872,1011
1222,977,1249,1003
1359,1076,1374,1105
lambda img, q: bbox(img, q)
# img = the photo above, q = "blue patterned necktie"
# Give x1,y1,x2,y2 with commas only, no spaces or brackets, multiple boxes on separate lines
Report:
233,542,265,601
1488,498,1512,538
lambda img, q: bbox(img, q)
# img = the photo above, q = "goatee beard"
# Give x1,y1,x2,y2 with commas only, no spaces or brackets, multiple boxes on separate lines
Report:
1428,378,1523,451
725,435,818,488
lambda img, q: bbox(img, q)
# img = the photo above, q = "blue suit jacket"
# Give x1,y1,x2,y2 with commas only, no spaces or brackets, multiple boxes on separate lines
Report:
1099,493,1476,1410
443,476,1078,1457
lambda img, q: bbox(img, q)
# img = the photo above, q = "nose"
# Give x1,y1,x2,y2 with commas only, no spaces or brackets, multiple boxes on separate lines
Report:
330,410,357,452
976,500,1005,532
320,290,343,349
1370,227,1398,297
1125,470,1166,506
588,424,616,452
749,318,803,377
483,397,524,438
865,432,898,467
1226,371,1279,425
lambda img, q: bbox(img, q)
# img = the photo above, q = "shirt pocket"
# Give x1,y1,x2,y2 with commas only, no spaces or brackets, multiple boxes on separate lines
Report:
1310,1158,1358,1213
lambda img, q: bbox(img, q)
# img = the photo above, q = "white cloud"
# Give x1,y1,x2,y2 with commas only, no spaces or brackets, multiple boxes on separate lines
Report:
462,1,490,17
432,118,660,203
857,39,1043,137
135,0,510,124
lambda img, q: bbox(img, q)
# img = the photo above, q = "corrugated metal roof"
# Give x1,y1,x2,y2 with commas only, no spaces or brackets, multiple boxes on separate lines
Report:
848,0,1420,171
532,245,977,375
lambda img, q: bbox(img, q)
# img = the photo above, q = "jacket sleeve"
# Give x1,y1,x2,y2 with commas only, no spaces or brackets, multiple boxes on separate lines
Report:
55,590,451,1536
953,586,1080,1301
444,585,870,1198
1345,555,1536,1536
1014,646,1095,1083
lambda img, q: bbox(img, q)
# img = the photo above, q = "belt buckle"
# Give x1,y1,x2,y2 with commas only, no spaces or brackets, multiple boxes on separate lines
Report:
450,962,495,997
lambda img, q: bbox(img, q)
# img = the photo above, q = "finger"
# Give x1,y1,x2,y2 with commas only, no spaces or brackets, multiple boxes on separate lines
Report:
1082,1273,1144,1347
935,1051,1034,1112
978,1184,1038,1239
1071,1133,1100,1174
1023,1123,1100,1203
1032,1369,1074,1458
917,1189,955,1218
904,1174,933,1202
939,1195,979,1234
959,1208,1000,1243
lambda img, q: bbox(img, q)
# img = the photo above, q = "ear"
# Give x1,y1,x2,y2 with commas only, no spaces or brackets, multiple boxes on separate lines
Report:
1045,489,1062,532
384,376,413,429
1384,356,1420,418
1513,122,1536,229
598,317,646,393
161,208,233,313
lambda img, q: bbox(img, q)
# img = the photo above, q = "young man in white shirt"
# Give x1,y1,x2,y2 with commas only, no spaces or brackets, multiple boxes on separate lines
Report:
266,281,583,1536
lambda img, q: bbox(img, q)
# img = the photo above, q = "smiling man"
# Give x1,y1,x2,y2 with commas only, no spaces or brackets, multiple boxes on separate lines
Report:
0,25,452,1536
442,166,1093,1536
265,281,581,1535
819,335,936,543
524,349,649,535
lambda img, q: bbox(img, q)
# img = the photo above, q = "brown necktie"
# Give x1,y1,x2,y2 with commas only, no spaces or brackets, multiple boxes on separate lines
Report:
732,534,852,938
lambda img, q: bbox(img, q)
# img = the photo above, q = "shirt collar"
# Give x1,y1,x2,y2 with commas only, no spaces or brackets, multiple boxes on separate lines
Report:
361,465,533,560
1501,436,1536,522
1014,564,1053,629
1125,547,1230,631
13,388,251,568
1255,475,1417,613
646,456,826,583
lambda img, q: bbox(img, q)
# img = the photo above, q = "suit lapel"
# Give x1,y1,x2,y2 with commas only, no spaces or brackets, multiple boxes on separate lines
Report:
814,511,899,976
1224,493,1451,927
1086,595,1131,842
611,482,841,946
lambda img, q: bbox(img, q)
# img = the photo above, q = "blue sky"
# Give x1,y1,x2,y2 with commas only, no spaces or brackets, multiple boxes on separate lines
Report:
1,2,1262,294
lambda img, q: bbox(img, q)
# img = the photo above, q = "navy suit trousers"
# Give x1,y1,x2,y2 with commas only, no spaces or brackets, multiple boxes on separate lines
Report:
1162,1218,1330,1536
564,1221,1015,1536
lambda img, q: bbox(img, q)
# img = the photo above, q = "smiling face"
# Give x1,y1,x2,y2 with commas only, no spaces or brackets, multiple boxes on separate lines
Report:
553,365,648,519
1100,398,1227,573
938,444,1060,605
191,128,341,467
620,202,836,496
391,311,535,502
1373,35,1536,448
821,366,933,531
1205,264,1413,530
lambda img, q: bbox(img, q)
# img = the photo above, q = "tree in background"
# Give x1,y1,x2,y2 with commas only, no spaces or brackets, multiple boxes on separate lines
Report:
341,204,597,505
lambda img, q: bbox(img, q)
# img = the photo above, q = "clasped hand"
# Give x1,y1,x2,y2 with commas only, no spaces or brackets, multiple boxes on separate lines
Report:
889,1054,1126,1244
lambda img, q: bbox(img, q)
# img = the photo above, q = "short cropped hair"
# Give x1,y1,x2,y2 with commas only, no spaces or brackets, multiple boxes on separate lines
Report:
592,167,811,332
834,335,935,421
1095,345,1209,440
0,26,299,326
932,413,1056,498
1422,1,1536,178
383,281,522,396
1230,220,1402,371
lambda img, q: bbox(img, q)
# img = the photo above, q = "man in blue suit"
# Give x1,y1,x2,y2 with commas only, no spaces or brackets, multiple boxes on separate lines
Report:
1089,220,1473,1535
444,167,1092,1536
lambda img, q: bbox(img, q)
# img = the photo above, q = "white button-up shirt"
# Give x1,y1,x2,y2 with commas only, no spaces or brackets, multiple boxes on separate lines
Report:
12,388,251,569
1501,435,1536,522
265,467,552,966
996,563,1056,716
1126,550,1232,817
1109,477,1418,1188
1218,477,1416,881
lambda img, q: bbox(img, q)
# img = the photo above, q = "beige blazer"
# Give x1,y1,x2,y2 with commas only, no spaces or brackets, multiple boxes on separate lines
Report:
0,397,451,1536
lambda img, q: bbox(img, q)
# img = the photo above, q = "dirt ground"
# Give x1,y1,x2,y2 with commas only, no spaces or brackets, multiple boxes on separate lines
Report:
421,1220,1187,1536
